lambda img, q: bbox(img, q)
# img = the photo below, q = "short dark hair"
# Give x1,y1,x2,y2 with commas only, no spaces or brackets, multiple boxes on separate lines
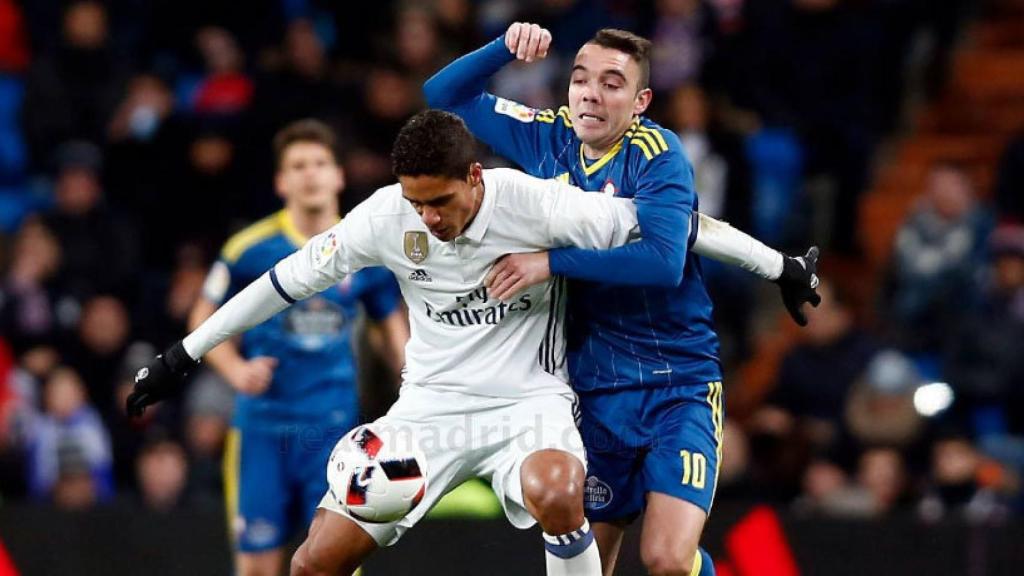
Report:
273,119,338,170
587,29,652,90
392,110,477,180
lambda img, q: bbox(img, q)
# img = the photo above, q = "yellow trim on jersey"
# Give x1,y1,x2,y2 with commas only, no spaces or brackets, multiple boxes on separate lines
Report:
579,140,624,177
630,137,654,161
221,214,281,263
692,549,703,575
633,130,664,156
556,106,573,127
536,109,556,124
637,125,668,152
624,122,669,161
707,381,724,505
223,428,241,543
277,209,310,248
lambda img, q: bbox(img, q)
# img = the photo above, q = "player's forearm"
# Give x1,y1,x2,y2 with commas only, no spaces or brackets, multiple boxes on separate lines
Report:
691,213,784,280
182,273,291,360
423,36,512,108
549,239,685,286
187,298,248,378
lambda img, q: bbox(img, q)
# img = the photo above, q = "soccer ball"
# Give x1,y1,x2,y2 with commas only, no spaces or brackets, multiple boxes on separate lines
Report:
326,425,428,523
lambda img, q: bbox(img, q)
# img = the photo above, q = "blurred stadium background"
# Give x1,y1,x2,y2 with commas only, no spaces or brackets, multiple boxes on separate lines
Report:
0,0,1023,574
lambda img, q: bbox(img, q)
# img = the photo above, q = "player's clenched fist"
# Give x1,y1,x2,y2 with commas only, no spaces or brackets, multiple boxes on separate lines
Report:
504,22,552,62
125,341,199,417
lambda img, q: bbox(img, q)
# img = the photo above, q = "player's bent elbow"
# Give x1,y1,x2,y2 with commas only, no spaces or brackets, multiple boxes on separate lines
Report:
422,78,452,109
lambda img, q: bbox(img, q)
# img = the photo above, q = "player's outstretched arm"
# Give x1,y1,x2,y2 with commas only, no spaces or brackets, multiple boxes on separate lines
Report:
128,206,382,416
126,272,293,416
691,213,822,325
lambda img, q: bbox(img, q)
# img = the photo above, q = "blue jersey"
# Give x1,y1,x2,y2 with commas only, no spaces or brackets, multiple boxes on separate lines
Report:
204,209,401,429
425,37,721,391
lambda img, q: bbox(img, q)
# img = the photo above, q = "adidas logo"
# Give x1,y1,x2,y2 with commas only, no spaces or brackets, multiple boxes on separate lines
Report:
408,269,432,282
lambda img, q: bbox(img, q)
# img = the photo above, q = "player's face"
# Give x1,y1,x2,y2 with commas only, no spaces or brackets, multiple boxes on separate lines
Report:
400,164,484,242
276,142,344,211
568,44,652,154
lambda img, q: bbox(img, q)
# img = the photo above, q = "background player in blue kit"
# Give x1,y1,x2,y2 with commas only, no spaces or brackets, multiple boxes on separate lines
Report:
426,24,820,576
189,119,408,576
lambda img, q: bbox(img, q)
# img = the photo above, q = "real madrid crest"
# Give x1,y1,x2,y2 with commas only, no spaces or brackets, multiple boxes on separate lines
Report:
404,231,429,264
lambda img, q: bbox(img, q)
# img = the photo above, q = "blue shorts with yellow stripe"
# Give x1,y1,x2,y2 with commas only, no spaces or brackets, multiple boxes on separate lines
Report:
577,382,724,522
224,423,348,552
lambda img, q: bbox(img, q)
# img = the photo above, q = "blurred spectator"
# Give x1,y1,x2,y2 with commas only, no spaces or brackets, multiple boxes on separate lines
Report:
919,434,1007,522
649,0,719,91
135,437,190,512
762,279,879,449
167,128,247,255
26,366,113,505
63,295,132,418
795,448,909,517
856,447,909,514
21,1,129,171
104,73,190,267
945,224,1024,435
41,140,140,303
747,279,879,499
183,369,233,501
0,217,63,353
844,350,926,450
251,19,347,129
394,5,449,84
669,83,751,224
181,26,253,117
434,0,481,54
342,66,417,208
885,162,993,352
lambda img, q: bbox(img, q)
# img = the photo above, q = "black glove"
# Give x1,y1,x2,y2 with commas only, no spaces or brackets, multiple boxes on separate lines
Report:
774,246,822,327
125,341,199,417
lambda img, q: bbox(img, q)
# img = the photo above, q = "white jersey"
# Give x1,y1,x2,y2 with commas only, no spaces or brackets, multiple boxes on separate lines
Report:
274,168,638,398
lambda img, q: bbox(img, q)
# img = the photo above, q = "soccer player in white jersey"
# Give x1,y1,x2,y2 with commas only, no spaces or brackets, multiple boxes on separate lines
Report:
127,110,800,575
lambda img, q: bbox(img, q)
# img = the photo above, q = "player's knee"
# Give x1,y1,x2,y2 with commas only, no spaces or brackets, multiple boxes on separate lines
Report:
641,544,696,576
289,545,333,576
522,451,584,532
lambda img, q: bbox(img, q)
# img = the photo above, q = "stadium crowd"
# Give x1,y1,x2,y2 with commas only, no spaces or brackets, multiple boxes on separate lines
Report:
0,0,1021,525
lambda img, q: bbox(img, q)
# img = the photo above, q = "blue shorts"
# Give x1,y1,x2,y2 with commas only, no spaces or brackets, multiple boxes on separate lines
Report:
225,423,349,552
577,382,724,522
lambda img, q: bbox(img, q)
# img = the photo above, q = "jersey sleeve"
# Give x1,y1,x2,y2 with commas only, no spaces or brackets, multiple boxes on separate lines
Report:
423,36,570,173
358,267,402,321
548,135,695,287
181,197,384,360
542,177,640,250
273,198,382,302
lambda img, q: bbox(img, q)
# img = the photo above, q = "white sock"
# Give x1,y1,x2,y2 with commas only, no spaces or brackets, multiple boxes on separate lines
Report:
543,518,601,576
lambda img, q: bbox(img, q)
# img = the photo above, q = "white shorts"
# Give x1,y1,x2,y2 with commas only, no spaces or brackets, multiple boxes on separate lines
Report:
318,385,586,546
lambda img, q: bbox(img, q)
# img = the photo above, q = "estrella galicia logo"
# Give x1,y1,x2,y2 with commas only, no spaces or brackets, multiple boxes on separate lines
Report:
584,476,613,510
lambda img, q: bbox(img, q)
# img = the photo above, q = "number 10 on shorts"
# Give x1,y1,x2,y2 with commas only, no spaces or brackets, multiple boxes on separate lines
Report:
679,450,707,489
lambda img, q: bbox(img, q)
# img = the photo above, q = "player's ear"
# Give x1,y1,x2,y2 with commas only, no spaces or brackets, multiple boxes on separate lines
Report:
467,162,483,186
273,170,288,200
633,87,653,116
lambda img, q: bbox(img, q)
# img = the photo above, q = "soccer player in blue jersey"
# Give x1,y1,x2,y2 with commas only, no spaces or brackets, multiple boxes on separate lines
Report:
189,119,408,576
426,24,820,576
